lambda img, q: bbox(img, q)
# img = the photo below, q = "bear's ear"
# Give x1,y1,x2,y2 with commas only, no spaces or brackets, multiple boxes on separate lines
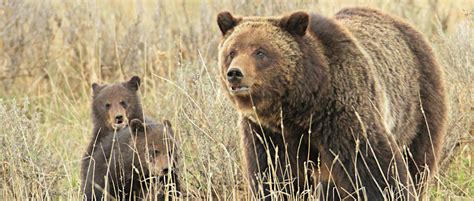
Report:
217,11,239,36
162,120,174,137
130,118,145,134
126,76,141,91
92,83,104,94
279,11,309,36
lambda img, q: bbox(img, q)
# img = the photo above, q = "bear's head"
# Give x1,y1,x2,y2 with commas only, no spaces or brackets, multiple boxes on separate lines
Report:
92,76,143,130
217,11,318,120
129,119,179,183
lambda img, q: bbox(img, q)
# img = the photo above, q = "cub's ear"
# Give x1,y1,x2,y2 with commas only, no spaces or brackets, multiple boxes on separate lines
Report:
126,76,141,91
92,83,104,94
279,11,309,36
217,11,240,36
162,120,174,137
130,119,145,134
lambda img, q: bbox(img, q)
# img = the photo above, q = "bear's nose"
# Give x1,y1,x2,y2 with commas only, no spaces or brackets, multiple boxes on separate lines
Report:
115,115,124,124
162,167,170,175
227,68,243,82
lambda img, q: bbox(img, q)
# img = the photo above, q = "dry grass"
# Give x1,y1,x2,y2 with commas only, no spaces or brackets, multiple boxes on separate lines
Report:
0,0,472,200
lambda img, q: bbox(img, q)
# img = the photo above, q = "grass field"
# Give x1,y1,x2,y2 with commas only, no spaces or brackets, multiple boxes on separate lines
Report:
0,0,472,200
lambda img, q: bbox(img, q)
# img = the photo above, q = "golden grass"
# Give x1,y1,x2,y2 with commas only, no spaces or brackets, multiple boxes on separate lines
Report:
0,0,472,199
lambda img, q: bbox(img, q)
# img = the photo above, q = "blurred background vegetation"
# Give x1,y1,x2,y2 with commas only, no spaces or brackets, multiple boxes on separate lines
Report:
0,0,472,199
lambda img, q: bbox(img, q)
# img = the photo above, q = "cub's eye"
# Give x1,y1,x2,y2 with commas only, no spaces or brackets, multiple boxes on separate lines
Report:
229,51,236,59
120,100,127,107
255,50,266,59
105,103,111,109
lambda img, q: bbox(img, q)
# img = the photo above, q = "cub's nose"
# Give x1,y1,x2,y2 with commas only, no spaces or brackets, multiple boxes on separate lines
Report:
226,68,243,82
162,167,170,175
115,115,124,124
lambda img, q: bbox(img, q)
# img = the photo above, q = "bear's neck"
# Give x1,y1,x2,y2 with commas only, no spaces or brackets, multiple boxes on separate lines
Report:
278,13,360,132
283,91,331,130
245,95,331,135
279,31,331,131
84,121,110,157
93,123,110,134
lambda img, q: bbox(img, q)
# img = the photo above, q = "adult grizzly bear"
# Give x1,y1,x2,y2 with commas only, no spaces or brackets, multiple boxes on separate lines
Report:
81,119,180,200
217,7,447,200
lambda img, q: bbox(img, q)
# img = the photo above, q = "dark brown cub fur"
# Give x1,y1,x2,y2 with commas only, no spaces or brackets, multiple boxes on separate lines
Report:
81,119,180,200
81,76,144,199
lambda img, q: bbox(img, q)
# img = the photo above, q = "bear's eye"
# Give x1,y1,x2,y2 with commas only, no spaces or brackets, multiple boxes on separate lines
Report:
229,51,236,59
120,100,127,108
255,50,266,59
105,103,111,109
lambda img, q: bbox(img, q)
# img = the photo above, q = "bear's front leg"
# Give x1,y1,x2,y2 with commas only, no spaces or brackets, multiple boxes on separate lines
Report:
241,117,313,200
82,158,106,201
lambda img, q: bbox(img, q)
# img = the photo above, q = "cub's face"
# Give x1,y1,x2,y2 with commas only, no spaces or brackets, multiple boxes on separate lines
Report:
92,76,141,130
217,12,309,114
130,119,177,178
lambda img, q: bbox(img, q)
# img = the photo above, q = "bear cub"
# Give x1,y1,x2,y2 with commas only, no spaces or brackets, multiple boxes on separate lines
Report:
81,76,144,198
90,76,143,141
82,118,180,200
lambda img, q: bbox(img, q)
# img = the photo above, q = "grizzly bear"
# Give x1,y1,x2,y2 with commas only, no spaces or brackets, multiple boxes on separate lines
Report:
217,7,447,200
81,76,143,199
84,76,143,154
81,119,180,200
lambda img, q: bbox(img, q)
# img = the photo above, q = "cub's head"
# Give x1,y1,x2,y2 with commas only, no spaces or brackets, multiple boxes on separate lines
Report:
92,76,143,130
217,11,310,114
129,119,179,181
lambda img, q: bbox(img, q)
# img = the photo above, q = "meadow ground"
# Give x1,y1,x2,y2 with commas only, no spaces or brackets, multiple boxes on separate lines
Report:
0,0,472,200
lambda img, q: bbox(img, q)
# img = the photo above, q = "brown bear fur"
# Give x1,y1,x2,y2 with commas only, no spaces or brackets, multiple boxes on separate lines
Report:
85,76,143,153
81,76,143,199
217,7,447,200
81,119,180,200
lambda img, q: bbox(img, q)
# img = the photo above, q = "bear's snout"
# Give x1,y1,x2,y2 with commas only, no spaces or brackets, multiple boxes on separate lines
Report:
227,68,252,94
148,152,173,177
110,112,128,129
161,167,170,175
115,114,124,124
227,68,243,82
